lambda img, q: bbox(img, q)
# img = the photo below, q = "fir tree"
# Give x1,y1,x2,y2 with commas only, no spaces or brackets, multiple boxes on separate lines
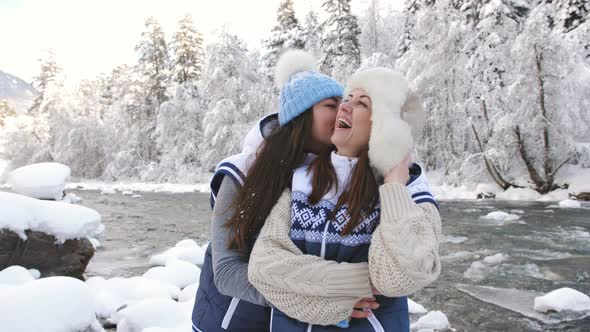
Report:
320,0,361,75
170,14,205,84
302,10,323,57
262,0,305,69
29,51,61,115
136,17,169,107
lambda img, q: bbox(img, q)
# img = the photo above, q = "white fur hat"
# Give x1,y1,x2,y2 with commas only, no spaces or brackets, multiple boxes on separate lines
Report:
345,68,425,175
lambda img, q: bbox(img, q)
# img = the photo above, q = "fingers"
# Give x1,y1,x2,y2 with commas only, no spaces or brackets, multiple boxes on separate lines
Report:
353,299,380,310
350,309,372,319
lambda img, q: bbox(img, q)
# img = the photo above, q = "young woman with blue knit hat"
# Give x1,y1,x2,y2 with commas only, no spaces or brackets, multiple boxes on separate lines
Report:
191,50,366,332
247,67,442,331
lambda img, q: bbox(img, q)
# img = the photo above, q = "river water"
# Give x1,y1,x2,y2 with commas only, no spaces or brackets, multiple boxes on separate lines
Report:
76,189,590,331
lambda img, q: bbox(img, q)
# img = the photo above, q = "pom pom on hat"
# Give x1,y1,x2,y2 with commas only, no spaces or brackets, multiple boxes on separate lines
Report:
274,50,316,89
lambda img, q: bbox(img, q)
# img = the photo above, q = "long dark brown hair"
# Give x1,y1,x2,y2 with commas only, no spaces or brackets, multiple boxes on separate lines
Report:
308,148,380,236
225,111,313,254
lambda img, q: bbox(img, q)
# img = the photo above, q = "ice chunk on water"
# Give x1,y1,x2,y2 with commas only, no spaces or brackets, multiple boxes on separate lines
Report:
482,253,509,265
480,211,520,225
534,288,590,313
457,284,590,324
443,235,468,244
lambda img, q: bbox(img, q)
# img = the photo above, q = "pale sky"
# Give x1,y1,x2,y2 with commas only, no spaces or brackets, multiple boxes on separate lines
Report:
0,0,403,84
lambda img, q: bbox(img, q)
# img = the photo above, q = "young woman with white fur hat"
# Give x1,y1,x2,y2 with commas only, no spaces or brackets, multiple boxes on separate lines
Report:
191,50,379,331
247,67,441,331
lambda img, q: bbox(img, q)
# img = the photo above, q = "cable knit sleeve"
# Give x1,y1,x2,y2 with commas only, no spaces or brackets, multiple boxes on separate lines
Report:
368,183,442,297
248,189,373,326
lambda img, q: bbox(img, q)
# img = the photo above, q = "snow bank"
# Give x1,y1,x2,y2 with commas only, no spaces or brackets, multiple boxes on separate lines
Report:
534,288,590,313
496,187,541,201
150,239,206,266
85,276,181,319
0,276,101,332
67,181,211,193
111,298,193,332
0,265,39,285
410,311,449,331
0,191,103,242
143,258,201,289
7,162,70,200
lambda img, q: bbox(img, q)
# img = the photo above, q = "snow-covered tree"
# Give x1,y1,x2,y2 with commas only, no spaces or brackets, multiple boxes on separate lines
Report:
170,14,205,84
29,51,62,116
0,100,16,127
552,0,590,32
302,10,323,58
320,0,361,79
136,17,169,106
200,32,276,170
262,0,306,69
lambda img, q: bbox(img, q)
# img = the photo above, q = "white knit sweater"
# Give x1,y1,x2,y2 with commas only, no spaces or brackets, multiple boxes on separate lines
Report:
248,183,442,325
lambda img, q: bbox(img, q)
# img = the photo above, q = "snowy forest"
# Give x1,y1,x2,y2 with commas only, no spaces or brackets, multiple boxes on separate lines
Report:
1,0,589,194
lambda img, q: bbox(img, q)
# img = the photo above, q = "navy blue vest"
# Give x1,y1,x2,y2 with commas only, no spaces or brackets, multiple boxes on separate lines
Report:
191,114,278,332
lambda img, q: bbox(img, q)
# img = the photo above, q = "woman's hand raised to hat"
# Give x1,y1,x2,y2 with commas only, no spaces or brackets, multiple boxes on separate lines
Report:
383,153,411,185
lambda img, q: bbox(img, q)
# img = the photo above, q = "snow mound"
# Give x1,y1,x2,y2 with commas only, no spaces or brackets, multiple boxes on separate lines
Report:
534,288,590,313
7,162,70,200
85,276,181,319
410,310,449,331
150,239,206,266
0,191,103,242
122,190,134,196
558,199,581,208
0,276,101,332
143,258,201,289
178,282,199,302
408,298,427,314
112,298,193,332
443,235,468,244
0,265,37,285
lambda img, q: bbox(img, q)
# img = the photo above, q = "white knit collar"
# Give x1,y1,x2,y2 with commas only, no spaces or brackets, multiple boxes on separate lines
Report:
331,151,358,173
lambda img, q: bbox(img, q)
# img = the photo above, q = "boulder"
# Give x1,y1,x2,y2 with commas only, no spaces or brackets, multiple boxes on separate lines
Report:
574,192,590,201
0,229,94,279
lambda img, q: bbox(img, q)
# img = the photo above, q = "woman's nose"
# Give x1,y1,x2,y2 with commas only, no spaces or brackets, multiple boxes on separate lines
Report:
340,101,352,113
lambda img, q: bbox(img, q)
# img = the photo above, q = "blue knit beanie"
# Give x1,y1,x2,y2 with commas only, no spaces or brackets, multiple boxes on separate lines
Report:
275,50,344,126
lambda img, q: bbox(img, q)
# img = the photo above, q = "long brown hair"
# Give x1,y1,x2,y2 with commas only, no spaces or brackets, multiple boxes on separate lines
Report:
308,148,380,236
225,111,313,254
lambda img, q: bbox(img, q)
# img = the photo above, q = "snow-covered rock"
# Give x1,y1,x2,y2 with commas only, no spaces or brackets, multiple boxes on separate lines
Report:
0,265,37,285
63,192,83,204
482,253,509,265
86,276,181,319
558,199,581,208
111,298,192,332
7,162,70,200
143,258,201,289
150,239,206,266
178,282,199,302
0,276,102,332
410,310,449,331
89,237,101,249
534,288,590,313
0,191,103,242
481,211,520,221
122,190,134,196
408,298,427,314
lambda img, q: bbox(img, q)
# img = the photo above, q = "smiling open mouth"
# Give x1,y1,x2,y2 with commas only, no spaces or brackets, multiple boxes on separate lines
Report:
338,117,351,129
